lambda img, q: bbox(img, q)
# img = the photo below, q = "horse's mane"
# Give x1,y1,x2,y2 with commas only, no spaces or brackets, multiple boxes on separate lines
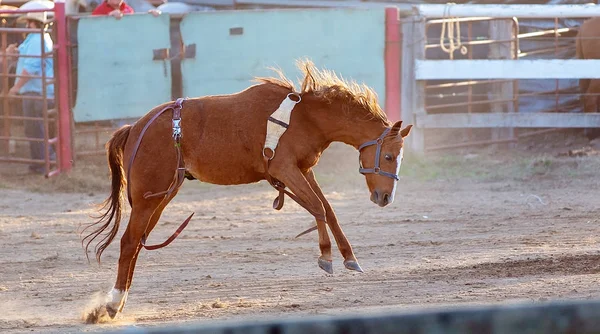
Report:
255,59,391,125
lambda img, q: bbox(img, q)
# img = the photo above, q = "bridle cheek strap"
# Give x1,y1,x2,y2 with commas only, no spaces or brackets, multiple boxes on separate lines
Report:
358,127,399,181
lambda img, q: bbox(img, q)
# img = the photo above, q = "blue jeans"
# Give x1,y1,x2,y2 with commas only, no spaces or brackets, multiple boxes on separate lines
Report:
21,92,56,167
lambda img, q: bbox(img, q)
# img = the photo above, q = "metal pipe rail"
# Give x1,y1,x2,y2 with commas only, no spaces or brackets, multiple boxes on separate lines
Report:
425,37,516,50
518,27,572,39
426,79,516,90
426,97,516,111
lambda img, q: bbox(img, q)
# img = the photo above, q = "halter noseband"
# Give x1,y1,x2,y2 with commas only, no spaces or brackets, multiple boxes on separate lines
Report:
358,128,399,181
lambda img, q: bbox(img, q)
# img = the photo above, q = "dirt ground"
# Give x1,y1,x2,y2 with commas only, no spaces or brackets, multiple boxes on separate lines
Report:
2,129,600,333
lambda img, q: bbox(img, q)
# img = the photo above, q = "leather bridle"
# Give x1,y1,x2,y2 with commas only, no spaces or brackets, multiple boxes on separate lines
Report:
358,127,400,181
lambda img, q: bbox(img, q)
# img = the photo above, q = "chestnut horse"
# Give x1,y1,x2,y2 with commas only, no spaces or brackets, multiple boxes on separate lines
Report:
576,17,600,113
82,60,412,323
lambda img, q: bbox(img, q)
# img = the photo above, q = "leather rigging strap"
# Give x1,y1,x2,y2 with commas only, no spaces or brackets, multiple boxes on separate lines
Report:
125,98,194,250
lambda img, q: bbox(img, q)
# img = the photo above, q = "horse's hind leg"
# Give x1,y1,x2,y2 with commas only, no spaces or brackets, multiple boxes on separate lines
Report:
104,193,178,319
304,170,362,273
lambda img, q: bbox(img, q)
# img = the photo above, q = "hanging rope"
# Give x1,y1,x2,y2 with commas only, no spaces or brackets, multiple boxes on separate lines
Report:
439,2,468,59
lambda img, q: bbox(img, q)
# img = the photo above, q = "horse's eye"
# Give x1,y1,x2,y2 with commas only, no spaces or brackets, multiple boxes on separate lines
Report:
384,154,393,162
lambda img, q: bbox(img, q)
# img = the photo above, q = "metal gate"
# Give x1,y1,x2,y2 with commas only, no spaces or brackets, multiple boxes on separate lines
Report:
0,2,71,177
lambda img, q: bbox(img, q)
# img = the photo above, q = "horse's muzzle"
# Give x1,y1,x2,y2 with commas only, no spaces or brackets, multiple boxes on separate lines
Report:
371,190,391,207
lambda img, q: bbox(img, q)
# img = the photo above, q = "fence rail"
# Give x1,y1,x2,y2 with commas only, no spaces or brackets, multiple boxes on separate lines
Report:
415,59,600,80
413,4,600,18
403,4,600,152
417,112,600,128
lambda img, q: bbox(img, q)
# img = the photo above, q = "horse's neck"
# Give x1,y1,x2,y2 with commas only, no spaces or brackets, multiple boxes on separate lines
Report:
319,116,386,149
301,97,387,149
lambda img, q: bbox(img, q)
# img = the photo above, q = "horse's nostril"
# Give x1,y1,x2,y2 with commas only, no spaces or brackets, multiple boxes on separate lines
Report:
383,193,390,205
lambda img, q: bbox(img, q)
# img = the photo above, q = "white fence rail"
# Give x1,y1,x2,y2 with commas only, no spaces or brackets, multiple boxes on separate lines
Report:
413,4,600,18
417,113,600,129
415,60,600,80
403,4,600,152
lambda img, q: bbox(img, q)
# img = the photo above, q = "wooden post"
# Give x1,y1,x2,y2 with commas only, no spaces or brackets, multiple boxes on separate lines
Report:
385,7,402,122
54,0,73,173
400,16,414,132
489,19,516,146
407,15,426,153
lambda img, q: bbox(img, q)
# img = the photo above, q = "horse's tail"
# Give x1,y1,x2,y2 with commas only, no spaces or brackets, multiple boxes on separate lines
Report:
82,125,131,264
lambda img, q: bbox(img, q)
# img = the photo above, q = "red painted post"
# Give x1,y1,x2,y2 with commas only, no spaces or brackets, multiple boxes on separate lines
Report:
54,1,72,172
384,7,402,122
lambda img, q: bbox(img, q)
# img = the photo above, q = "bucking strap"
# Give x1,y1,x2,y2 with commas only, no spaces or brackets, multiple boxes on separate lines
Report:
263,93,300,160
261,92,324,238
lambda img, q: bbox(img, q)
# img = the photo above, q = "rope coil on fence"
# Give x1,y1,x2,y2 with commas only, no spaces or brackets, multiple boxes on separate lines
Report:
440,2,468,59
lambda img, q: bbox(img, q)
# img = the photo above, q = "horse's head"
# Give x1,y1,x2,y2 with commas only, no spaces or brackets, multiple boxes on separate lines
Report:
359,120,412,207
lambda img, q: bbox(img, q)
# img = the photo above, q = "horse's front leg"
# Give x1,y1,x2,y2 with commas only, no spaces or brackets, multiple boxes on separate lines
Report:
270,166,333,274
304,169,363,273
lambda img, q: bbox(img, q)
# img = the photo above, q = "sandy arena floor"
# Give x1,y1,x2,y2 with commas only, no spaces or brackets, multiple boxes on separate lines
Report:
1,131,600,333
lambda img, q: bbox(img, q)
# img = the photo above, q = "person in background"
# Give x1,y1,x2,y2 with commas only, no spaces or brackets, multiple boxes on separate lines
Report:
92,0,161,19
8,7,55,174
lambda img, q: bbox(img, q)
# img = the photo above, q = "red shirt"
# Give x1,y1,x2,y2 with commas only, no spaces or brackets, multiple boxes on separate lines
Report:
92,1,134,15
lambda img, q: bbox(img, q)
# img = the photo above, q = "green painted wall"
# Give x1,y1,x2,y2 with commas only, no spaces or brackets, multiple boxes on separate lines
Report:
72,9,386,122
180,8,385,101
73,14,172,122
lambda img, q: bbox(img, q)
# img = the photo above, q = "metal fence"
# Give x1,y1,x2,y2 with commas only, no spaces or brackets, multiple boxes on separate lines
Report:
0,3,71,176
402,4,600,153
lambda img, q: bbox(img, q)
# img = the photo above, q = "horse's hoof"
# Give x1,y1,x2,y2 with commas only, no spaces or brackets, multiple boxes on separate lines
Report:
318,258,333,274
84,305,113,324
344,260,364,273
106,305,118,319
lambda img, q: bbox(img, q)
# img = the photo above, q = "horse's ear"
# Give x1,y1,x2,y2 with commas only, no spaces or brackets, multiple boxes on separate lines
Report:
400,124,413,138
391,121,403,135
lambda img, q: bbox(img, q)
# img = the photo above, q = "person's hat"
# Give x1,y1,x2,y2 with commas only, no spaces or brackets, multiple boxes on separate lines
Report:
17,0,54,24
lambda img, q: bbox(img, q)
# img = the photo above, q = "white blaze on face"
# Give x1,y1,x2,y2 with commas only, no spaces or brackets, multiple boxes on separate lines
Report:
389,148,404,204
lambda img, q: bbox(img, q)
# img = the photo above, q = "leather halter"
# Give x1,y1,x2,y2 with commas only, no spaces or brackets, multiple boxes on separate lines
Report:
126,98,194,251
358,127,399,181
